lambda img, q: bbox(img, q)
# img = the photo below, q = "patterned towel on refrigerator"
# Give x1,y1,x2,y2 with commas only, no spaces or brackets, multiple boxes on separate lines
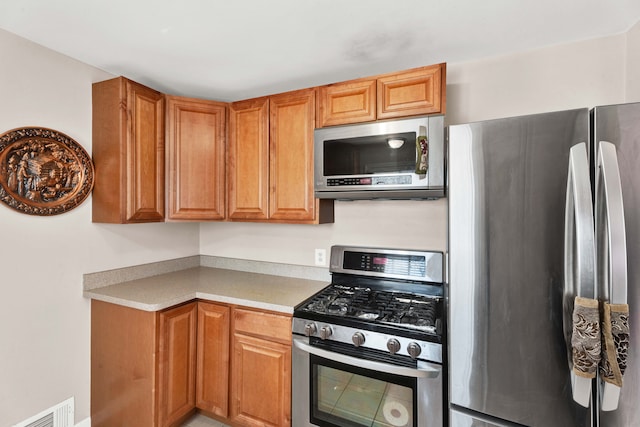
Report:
572,296,601,378
600,302,630,387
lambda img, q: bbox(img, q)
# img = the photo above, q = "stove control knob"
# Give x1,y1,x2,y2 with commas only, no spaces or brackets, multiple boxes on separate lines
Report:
304,323,317,337
407,342,422,359
319,326,333,340
352,332,366,347
386,338,401,354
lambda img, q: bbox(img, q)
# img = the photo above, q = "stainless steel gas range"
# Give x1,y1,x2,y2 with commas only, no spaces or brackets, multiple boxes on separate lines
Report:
292,246,445,427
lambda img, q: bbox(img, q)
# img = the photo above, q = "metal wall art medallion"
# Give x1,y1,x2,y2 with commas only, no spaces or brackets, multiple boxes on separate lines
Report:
0,127,94,216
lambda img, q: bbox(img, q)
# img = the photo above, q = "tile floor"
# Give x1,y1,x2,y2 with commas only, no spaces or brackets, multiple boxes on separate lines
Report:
181,413,230,427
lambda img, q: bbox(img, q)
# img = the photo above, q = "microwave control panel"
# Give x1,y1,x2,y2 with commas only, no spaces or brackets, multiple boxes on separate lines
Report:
327,175,413,186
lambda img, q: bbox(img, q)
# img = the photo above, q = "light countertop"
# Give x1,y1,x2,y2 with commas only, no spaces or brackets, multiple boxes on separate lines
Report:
83,266,330,314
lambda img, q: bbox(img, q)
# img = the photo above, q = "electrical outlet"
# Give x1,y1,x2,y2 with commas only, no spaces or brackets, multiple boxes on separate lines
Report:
315,248,326,266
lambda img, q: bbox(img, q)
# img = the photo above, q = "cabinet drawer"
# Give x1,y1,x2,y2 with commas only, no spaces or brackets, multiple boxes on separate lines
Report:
233,308,292,344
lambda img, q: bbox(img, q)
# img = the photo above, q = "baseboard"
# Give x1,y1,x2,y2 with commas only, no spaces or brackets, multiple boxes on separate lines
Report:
75,417,90,427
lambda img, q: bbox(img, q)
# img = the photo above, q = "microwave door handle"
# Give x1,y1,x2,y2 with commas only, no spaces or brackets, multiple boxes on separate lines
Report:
596,141,628,411
292,338,440,379
564,142,596,408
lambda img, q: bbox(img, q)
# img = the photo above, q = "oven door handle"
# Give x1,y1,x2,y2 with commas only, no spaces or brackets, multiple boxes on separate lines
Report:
293,338,440,379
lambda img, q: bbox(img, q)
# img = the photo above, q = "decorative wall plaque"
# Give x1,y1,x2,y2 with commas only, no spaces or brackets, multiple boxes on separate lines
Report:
0,127,94,216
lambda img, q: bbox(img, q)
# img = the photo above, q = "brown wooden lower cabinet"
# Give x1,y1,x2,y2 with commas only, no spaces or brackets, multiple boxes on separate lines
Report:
196,301,230,418
91,300,159,427
158,302,197,427
91,300,197,427
91,299,292,427
230,308,292,427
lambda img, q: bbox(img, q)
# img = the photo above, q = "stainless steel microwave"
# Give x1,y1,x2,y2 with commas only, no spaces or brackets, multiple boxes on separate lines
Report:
314,115,444,200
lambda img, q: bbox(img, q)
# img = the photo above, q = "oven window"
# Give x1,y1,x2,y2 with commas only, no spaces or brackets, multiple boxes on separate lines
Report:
310,354,416,427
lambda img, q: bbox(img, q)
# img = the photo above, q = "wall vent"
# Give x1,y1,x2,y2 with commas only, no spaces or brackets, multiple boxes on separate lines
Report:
13,397,74,427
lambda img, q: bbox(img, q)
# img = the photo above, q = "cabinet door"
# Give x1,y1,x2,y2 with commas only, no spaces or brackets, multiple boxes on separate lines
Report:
91,300,158,427
126,80,166,222
158,302,197,427
377,63,445,119
318,79,376,127
166,96,226,221
230,333,292,427
196,302,230,417
92,77,165,223
228,97,270,220
269,88,316,222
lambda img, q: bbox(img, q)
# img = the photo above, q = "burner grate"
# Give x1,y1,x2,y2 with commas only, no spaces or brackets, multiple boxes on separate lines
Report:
297,284,441,333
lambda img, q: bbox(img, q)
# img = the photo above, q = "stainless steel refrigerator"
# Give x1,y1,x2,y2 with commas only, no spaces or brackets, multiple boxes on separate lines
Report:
447,103,638,427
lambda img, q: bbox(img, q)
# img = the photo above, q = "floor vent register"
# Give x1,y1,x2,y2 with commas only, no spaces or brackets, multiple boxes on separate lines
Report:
12,397,74,427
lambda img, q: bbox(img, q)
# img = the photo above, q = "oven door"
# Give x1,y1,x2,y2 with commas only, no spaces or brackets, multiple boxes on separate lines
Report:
292,337,443,427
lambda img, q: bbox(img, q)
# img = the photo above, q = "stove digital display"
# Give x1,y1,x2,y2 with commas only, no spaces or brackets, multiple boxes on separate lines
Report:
344,251,426,277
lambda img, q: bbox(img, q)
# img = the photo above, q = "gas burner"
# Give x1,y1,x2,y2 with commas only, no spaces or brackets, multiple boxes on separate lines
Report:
326,301,348,316
303,296,332,313
299,286,364,316
380,307,438,333
355,311,380,320
297,283,442,335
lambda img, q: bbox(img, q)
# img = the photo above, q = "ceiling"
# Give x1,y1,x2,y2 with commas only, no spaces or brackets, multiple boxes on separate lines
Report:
2,0,640,102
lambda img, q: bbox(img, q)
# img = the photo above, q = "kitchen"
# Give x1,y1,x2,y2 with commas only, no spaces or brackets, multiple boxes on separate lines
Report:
1,2,639,427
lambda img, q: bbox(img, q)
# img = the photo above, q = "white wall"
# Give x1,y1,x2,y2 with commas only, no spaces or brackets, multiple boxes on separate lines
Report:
199,199,448,265
200,33,629,266
627,20,640,101
446,34,626,125
0,29,200,426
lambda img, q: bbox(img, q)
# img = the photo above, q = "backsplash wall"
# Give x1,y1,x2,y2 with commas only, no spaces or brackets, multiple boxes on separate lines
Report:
199,198,448,266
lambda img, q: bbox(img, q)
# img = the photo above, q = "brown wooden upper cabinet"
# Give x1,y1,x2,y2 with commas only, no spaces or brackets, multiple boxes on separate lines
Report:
92,76,165,223
92,64,442,224
317,79,377,127
228,89,334,223
165,96,226,221
227,97,270,221
317,63,446,127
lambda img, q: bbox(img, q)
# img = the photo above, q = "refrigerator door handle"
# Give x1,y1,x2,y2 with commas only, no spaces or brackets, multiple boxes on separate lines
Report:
596,141,628,411
564,142,596,408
